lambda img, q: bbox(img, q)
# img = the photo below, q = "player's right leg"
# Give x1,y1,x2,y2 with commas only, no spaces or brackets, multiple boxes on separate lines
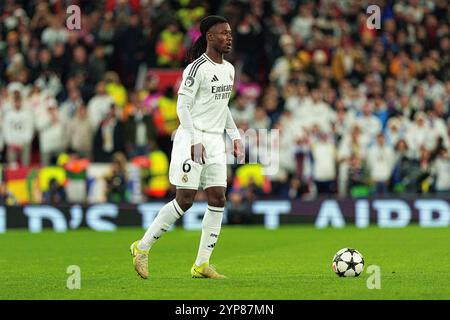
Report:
131,189,197,279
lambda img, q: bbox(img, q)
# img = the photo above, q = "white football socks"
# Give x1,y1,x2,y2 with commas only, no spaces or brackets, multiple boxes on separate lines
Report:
195,205,224,266
138,199,184,251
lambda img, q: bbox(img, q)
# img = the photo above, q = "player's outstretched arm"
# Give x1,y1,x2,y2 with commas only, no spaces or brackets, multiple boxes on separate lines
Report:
176,93,206,164
225,108,244,163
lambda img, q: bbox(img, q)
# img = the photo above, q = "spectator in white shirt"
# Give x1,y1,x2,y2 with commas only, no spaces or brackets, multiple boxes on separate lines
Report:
342,84,366,112
357,101,382,144
333,99,356,140
366,133,396,195
301,88,336,133
421,72,445,101
290,4,314,42
87,81,114,131
41,17,68,49
35,101,68,166
66,105,94,159
3,91,34,166
311,132,337,195
396,68,417,97
337,124,368,197
406,112,431,159
426,105,449,151
433,148,450,195
60,88,83,120
34,69,62,98
409,84,428,113
385,117,407,147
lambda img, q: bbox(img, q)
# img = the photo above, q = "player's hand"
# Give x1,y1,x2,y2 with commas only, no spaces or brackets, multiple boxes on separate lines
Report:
191,143,206,164
233,139,244,164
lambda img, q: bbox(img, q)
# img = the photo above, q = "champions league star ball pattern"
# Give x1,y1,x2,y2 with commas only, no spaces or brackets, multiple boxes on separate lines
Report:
332,248,364,277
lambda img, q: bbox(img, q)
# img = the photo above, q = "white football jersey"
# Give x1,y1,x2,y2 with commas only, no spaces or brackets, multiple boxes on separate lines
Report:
177,53,235,133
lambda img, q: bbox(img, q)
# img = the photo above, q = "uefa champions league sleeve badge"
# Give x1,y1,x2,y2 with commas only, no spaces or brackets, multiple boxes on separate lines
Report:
185,76,195,87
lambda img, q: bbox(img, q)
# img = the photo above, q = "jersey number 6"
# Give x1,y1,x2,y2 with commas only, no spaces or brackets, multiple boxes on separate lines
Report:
182,159,191,173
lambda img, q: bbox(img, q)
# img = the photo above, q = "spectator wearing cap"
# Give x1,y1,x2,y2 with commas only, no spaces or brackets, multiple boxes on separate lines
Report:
35,100,68,166
3,91,34,166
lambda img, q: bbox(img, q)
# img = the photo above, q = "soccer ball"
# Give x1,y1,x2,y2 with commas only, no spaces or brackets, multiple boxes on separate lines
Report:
332,248,364,277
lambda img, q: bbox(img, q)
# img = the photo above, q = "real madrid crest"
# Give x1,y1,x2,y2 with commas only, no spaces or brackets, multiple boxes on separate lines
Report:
182,174,189,183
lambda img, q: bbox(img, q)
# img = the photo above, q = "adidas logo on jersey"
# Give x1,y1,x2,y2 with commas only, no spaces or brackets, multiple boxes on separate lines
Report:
211,75,219,82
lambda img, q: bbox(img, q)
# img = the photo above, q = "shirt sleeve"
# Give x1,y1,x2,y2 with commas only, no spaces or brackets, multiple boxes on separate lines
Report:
177,93,201,145
225,107,240,140
177,62,203,99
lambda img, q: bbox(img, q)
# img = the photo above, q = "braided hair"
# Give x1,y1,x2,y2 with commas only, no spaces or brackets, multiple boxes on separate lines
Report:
188,15,229,62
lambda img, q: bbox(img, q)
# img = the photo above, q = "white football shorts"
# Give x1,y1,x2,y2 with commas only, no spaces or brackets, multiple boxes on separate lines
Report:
169,128,227,190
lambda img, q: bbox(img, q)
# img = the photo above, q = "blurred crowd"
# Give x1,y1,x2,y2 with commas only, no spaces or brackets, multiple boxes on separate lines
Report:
0,0,450,206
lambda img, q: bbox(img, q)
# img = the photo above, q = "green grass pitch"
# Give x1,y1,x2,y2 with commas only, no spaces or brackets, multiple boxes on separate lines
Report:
1,225,449,299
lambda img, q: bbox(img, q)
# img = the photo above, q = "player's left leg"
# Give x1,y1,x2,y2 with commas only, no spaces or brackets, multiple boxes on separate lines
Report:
191,183,227,279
